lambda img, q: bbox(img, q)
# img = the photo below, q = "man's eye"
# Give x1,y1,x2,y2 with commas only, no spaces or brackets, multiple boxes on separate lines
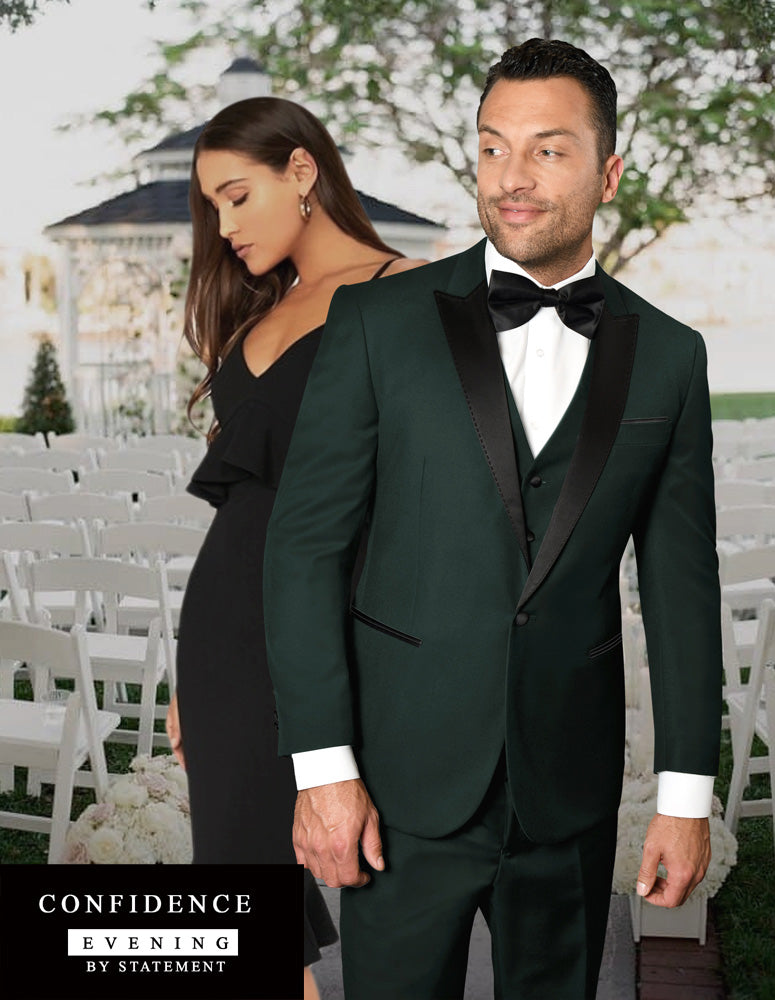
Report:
538,149,559,157
481,147,503,157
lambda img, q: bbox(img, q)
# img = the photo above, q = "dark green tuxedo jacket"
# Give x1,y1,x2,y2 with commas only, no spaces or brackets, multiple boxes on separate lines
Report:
264,239,722,844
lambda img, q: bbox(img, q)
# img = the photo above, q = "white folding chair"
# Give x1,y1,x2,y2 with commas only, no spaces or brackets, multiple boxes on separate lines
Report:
0,620,120,862
128,433,206,462
137,491,214,528
0,432,46,452
0,491,29,520
719,545,775,616
0,449,97,473
78,469,173,499
712,422,747,465
98,449,183,476
26,491,134,553
48,431,123,453
0,468,75,495
715,479,775,509
725,599,775,839
734,457,775,482
745,437,775,462
0,549,26,625
716,505,775,555
0,552,29,718
96,520,206,592
25,555,176,755
0,519,92,627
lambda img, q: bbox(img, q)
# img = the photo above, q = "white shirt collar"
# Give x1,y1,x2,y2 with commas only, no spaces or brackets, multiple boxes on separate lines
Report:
484,239,596,291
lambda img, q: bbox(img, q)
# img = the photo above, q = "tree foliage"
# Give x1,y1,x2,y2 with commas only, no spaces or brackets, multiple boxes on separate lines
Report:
95,0,775,273
17,336,75,436
0,0,69,31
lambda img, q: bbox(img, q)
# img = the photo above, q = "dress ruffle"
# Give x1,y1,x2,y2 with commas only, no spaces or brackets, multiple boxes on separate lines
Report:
187,396,294,506
303,869,338,966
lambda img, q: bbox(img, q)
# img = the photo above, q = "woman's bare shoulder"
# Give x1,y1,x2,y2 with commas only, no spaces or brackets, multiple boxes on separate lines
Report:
384,257,429,275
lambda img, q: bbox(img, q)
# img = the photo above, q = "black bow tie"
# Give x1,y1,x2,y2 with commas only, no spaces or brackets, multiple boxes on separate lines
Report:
487,270,605,339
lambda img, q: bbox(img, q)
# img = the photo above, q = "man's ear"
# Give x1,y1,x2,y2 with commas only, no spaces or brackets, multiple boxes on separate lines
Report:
601,154,624,204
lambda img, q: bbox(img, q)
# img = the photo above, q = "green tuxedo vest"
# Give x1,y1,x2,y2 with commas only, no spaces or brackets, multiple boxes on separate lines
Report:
505,344,595,569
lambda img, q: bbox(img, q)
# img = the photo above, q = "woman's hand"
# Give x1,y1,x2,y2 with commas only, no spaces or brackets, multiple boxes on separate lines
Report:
166,692,185,769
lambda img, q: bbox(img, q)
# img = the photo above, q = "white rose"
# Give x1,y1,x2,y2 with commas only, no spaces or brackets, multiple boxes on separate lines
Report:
130,753,154,773
140,753,173,774
122,831,158,864
157,829,194,864
87,827,125,864
140,801,181,836
139,773,171,798
107,777,149,808
63,839,90,864
167,767,189,794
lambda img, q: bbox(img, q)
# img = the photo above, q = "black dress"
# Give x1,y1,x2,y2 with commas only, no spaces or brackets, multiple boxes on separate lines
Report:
177,326,337,962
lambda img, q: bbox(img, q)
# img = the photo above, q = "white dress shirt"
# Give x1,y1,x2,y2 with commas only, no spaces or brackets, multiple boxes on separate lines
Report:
292,240,714,819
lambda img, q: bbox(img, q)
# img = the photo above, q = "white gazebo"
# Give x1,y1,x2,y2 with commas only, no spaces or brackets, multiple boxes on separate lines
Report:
45,58,445,434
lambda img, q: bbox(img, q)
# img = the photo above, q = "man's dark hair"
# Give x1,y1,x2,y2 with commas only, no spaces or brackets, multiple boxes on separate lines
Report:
478,38,617,166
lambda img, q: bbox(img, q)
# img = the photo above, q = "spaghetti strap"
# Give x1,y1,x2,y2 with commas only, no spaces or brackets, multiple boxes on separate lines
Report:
370,257,402,280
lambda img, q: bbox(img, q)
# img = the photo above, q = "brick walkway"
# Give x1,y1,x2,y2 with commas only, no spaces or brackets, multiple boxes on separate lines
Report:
637,906,726,1000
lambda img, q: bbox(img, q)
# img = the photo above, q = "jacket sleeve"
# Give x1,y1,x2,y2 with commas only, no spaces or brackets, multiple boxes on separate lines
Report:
632,330,722,777
264,284,377,755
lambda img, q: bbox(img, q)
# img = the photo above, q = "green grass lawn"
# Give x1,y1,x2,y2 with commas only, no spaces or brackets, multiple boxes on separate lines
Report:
710,394,775,421
709,394,775,998
713,731,775,1000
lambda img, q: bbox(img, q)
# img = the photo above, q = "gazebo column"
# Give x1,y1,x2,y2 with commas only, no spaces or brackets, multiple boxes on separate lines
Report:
56,244,83,427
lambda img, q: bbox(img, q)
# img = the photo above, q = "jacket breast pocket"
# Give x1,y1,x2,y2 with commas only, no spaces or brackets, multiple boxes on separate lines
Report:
613,417,672,447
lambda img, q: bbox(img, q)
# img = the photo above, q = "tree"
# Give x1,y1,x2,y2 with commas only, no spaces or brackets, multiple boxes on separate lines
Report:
0,0,69,30
17,336,75,437
91,0,775,273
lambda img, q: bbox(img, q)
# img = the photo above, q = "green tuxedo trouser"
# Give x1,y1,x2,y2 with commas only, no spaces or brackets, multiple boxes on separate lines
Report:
340,760,618,1000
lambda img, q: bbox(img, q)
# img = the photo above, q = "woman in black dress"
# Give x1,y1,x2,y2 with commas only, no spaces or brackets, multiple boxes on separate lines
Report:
165,96,424,996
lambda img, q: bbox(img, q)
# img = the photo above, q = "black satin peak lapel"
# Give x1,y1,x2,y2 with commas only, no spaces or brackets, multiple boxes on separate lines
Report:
435,281,531,568
517,307,639,609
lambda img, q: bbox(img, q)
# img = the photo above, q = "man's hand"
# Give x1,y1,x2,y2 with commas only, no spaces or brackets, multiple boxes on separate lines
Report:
636,813,711,907
293,779,383,888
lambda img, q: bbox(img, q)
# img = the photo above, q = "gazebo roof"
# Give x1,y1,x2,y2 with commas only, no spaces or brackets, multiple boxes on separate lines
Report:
223,56,266,74
144,125,205,154
47,181,192,228
46,180,441,230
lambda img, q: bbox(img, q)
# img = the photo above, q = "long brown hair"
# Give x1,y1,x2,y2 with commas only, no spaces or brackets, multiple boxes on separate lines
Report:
184,97,399,435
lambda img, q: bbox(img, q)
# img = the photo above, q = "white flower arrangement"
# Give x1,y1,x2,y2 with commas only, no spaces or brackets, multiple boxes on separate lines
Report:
613,769,738,899
63,754,193,864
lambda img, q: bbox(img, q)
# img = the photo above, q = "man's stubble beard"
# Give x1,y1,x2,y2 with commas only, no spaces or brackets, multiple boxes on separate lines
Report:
477,192,596,282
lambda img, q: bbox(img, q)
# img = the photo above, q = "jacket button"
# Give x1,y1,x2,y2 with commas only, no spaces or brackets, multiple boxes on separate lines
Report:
515,611,529,626
529,474,543,488
526,530,535,542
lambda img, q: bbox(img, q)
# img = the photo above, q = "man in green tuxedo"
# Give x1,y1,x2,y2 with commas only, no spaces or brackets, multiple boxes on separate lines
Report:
265,38,721,999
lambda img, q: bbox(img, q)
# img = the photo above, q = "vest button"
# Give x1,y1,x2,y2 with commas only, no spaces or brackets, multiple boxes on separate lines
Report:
529,474,543,488
515,611,529,626
526,530,535,543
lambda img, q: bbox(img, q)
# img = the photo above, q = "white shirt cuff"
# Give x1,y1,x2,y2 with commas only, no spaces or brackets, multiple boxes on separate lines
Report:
291,745,361,790
657,771,715,817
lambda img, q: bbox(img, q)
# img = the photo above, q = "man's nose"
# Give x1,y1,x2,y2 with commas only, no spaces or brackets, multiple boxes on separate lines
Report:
499,155,537,195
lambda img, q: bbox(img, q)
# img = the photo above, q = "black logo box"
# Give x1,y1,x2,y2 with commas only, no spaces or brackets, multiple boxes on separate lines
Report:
0,864,302,1000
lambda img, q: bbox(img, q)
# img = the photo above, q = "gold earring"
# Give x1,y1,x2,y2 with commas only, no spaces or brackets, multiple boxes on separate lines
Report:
299,193,311,221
